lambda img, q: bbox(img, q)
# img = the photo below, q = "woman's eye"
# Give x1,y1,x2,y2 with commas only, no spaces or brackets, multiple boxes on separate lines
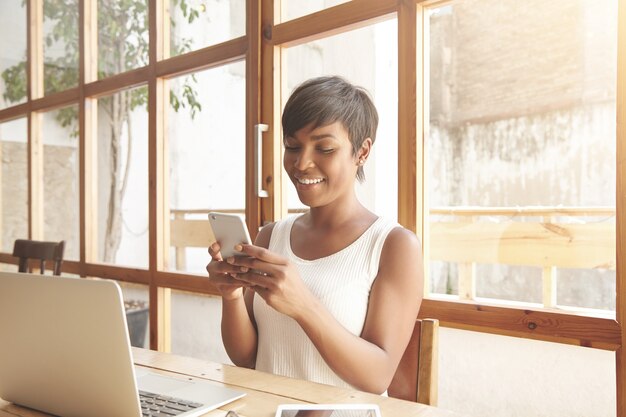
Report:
318,148,334,154
284,145,300,152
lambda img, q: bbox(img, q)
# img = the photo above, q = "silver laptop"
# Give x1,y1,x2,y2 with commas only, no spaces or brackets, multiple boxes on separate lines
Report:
0,272,245,417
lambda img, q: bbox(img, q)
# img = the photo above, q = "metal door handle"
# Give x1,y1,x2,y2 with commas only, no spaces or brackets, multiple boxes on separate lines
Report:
254,124,269,198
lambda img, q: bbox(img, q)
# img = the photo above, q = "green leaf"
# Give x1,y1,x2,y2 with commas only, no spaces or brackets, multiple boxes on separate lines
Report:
1,61,27,103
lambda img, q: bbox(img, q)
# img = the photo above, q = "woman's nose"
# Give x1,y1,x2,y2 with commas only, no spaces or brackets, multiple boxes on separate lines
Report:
294,150,314,170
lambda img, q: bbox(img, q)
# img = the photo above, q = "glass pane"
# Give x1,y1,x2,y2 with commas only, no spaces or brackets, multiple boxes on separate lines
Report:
557,268,616,311
97,86,149,268
429,261,458,296
282,19,398,220
425,0,617,311
0,1,27,110
98,0,149,78
475,264,543,304
167,61,245,273
281,0,350,22
43,0,79,95
112,280,149,348
170,290,231,363
0,118,28,252
169,0,245,57
42,105,80,260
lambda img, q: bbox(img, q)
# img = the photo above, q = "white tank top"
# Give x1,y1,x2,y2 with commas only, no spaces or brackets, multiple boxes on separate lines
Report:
253,214,399,389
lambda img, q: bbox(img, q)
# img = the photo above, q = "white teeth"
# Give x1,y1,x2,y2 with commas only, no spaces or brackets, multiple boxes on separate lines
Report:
298,178,324,185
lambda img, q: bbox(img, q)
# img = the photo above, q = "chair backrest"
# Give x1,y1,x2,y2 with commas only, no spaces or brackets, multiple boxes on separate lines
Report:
12,239,65,276
388,318,439,405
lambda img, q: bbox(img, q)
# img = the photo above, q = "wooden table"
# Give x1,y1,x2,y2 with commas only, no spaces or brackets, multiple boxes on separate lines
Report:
0,348,465,417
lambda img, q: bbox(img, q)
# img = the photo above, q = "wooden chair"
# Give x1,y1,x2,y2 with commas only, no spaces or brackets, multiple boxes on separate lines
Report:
388,318,439,405
12,239,65,276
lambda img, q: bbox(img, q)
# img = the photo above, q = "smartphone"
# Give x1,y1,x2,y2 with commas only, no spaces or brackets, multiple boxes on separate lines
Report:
208,212,252,259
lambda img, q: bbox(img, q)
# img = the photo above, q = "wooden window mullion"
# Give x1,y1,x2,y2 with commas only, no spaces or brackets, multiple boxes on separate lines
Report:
148,0,171,352
614,0,626,415
27,0,44,240
79,0,98,268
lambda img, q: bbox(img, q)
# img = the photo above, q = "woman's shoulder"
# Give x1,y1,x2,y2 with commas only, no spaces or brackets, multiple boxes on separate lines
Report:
380,222,422,259
374,223,423,288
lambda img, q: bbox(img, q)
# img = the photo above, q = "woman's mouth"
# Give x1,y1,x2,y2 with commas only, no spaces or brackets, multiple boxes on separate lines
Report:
297,177,325,185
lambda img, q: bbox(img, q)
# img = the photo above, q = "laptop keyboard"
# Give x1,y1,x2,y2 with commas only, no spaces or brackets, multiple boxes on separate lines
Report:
139,390,203,417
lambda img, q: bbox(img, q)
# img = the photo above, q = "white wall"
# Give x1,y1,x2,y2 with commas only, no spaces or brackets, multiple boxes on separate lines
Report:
438,328,615,417
171,292,232,365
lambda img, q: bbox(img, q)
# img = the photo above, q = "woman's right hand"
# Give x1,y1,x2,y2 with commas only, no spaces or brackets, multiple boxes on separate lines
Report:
206,242,248,301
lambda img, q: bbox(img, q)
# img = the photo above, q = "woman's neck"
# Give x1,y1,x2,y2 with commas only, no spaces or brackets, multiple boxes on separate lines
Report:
304,193,372,230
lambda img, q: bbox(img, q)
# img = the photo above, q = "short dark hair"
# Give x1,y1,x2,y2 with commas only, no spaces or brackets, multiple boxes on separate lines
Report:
281,76,378,182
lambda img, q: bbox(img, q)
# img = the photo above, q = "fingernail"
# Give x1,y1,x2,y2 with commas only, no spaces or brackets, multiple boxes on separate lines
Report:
235,244,243,252
226,257,234,264
240,266,249,273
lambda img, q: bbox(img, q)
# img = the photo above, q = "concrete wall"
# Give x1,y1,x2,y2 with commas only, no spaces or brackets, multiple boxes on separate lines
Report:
429,0,616,126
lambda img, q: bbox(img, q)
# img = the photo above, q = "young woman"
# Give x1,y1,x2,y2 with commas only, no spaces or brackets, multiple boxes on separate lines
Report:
206,76,423,394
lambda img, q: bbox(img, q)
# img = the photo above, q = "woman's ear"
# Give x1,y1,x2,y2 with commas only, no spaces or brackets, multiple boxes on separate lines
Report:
356,138,373,164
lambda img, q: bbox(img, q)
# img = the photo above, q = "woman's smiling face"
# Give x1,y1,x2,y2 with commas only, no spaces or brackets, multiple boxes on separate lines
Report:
283,121,363,208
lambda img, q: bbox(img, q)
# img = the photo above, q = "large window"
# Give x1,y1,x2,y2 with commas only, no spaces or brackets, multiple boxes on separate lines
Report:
425,0,617,313
264,2,624,414
0,0,251,347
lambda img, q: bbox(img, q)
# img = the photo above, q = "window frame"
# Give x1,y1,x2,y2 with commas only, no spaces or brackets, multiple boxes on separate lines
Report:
0,0,256,349
257,0,623,349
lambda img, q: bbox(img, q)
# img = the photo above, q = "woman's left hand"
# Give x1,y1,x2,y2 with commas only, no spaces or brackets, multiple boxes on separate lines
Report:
225,244,313,319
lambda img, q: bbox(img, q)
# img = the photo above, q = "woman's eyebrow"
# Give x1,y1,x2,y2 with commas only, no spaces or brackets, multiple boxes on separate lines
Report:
284,133,337,142
310,133,337,141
